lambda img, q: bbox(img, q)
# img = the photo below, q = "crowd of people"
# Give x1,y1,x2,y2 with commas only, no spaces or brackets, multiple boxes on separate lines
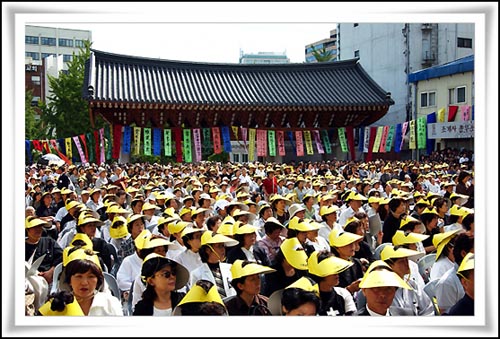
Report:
25,149,475,317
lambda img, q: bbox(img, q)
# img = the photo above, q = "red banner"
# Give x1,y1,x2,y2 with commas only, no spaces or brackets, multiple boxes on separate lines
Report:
112,124,122,159
79,134,89,162
345,127,356,160
93,130,100,164
212,127,222,154
379,126,390,153
277,130,286,156
32,140,43,152
295,131,304,157
49,139,70,164
42,140,51,154
448,105,459,122
256,129,267,157
366,126,377,162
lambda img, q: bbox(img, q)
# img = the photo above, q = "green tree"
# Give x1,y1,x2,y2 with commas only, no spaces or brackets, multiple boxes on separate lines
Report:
25,88,40,140
39,40,105,138
311,45,334,62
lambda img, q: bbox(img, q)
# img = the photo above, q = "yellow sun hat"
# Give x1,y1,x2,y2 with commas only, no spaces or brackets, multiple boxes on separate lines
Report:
307,251,353,277
329,229,363,248
62,247,101,269
288,216,319,232
319,205,340,217
457,252,475,274
267,276,319,315
168,220,191,235
25,216,50,229
134,229,152,250
173,280,226,315
201,230,239,247
433,229,462,260
68,233,93,251
380,245,423,261
392,230,429,246
38,295,84,316
279,238,309,271
230,259,276,280
399,215,421,229
359,268,413,290
109,215,129,239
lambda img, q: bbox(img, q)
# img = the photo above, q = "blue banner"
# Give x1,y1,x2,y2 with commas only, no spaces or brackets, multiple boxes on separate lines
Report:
26,140,32,163
153,128,161,156
394,123,403,153
221,126,232,153
426,112,437,156
122,126,131,154
358,127,364,152
287,131,296,153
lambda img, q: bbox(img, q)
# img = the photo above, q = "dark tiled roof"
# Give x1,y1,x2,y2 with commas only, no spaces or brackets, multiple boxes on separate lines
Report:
84,50,394,108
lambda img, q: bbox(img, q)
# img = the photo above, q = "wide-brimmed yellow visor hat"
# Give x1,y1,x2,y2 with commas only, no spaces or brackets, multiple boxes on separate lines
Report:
134,229,152,250
110,216,129,239
392,230,429,246
399,215,421,229
174,280,225,313
77,213,104,227
107,204,131,215
421,207,439,216
68,233,93,250
180,226,204,238
458,252,474,274
267,276,320,315
39,297,84,316
319,205,339,217
168,221,191,235
380,245,423,261
201,230,238,247
280,238,309,270
234,222,260,235
25,217,50,229
307,251,353,277
433,229,462,260
230,259,276,280
359,269,412,290
288,217,319,232
329,229,363,248
63,248,101,269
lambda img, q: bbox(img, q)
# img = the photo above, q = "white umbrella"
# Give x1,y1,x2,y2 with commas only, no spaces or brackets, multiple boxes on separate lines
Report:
38,154,65,166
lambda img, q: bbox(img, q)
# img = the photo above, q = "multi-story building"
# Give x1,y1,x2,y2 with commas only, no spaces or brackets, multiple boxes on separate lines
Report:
337,23,474,127
239,50,290,64
305,28,338,63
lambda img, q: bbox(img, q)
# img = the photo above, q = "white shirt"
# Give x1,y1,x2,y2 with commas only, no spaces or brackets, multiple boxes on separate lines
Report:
334,287,357,314
173,249,203,272
338,206,366,228
116,252,142,292
305,236,330,252
189,262,236,297
87,291,123,316
430,256,455,281
153,307,172,316
366,304,390,316
435,264,465,313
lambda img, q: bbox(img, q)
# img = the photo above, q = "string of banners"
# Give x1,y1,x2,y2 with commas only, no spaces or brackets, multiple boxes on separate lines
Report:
25,105,473,164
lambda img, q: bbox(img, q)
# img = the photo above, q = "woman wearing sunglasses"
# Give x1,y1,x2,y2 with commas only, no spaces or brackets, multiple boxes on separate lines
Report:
133,253,189,316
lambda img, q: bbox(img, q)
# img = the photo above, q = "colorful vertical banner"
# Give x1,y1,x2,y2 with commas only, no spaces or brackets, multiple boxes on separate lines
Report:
202,128,212,155
372,127,383,153
256,129,267,157
426,112,436,155
394,123,403,153
93,131,100,163
287,131,296,153
49,139,70,164
164,129,172,156
104,124,112,161
320,130,332,154
153,128,161,156
358,127,364,152
277,130,286,156
417,117,427,149
313,130,324,154
41,140,50,154
248,128,256,161
32,140,42,152
221,126,232,153
437,107,446,123
241,127,248,152
65,138,73,160
295,131,304,156
448,105,459,122
193,128,202,162
26,141,32,163
231,126,239,143
73,136,87,164
86,133,95,163
112,125,122,159
133,127,141,155
409,120,416,149
143,127,152,156
212,127,222,154
366,126,377,161
400,122,409,151
379,126,390,153
173,127,183,162
338,128,348,153
385,125,395,152
80,134,89,162
345,127,355,160
303,130,314,155
460,105,471,121
58,139,67,163
363,127,370,153
183,129,192,163
268,130,276,157
122,126,131,155
99,128,105,164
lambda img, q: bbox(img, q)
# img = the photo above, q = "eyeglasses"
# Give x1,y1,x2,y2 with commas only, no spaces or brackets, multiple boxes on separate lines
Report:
156,270,177,279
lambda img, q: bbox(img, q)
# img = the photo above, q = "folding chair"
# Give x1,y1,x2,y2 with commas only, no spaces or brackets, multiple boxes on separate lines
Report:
417,253,436,284
103,272,121,300
373,243,392,260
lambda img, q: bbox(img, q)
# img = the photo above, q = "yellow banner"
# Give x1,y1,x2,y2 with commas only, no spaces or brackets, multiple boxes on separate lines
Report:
409,120,416,149
372,126,383,153
437,107,446,123
65,138,72,160
231,126,239,140
248,128,256,161
303,130,314,155
133,127,141,155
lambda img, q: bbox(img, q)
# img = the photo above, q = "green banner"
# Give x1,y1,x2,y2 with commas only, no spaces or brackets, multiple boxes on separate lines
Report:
417,117,427,149
338,128,348,153
385,125,395,152
267,130,276,157
183,129,192,163
86,132,95,162
133,127,141,155
143,128,152,156
104,124,112,160
164,129,172,156
321,130,332,154
202,128,212,156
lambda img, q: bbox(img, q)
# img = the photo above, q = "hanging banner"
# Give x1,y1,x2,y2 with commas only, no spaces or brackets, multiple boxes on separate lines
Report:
153,128,161,156
372,127,383,153
58,139,67,163
379,126,389,153
79,134,89,163
122,126,131,155
173,127,183,162
460,105,471,121
409,120,416,149
448,105,459,122
221,126,232,153
86,133,95,162
93,131,100,163
313,130,324,154
417,117,427,149
400,122,409,151
426,112,437,155
112,125,122,159
345,127,355,160
193,128,202,162
133,127,141,155
268,130,276,157
26,140,32,163
295,131,304,157
366,126,377,161
202,128,212,155
427,121,474,139
65,138,73,160
104,124,112,161
437,107,446,123
256,129,267,157
248,128,256,161
394,123,403,153
50,139,70,164
183,129,192,163
320,130,332,154
231,126,239,143
303,130,314,155
287,131,296,154
73,136,87,164
338,128,348,153
32,140,42,152
99,128,105,164
212,127,222,154
42,140,51,154
143,127,152,156
241,127,248,152
163,129,172,156
358,127,364,152
277,130,286,156
385,125,395,152
363,127,370,153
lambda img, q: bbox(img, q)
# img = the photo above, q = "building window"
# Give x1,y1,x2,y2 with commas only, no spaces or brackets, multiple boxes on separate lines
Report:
25,36,39,45
457,37,472,48
31,75,41,86
354,23,359,27
75,39,85,48
63,54,73,62
25,52,40,60
241,154,248,162
449,86,467,105
58,38,74,47
354,50,360,58
42,53,56,59
40,37,56,46
456,86,466,103
233,153,240,162
31,96,40,107
420,91,436,108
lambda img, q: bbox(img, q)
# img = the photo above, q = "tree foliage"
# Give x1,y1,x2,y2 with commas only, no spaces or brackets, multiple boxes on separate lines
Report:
39,40,105,139
311,45,334,63
25,88,40,140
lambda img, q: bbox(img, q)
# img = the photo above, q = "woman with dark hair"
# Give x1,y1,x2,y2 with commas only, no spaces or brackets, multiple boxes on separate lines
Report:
433,197,450,227
420,207,441,254
455,170,474,208
381,197,406,244
133,253,188,316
